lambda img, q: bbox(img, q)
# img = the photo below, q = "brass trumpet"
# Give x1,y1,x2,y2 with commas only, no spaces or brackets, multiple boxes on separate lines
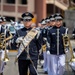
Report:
63,32,75,62
63,29,75,63
62,31,75,75
0,33,9,62
0,30,13,62
3,31,13,62
63,34,69,53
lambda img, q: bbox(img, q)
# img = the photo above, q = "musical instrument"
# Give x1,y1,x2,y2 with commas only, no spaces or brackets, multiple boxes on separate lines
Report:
0,33,5,49
0,26,13,62
42,44,46,51
63,28,75,71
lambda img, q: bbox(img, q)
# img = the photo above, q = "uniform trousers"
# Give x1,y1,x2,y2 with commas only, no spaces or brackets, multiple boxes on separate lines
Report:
50,54,65,75
43,51,48,72
0,50,5,74
18,59,37,75
47,53,52,75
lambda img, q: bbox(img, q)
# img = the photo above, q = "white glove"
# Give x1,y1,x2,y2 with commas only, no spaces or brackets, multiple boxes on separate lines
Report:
72,34,75,37
43,38,47,41
16,37,23,43
47,51,50,55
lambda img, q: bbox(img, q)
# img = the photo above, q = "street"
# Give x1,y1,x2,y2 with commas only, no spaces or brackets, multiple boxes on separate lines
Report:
3,40,75,75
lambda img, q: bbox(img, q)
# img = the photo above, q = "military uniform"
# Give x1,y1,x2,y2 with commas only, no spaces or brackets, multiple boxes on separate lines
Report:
46,15,55,75
0,16,9,75
40,19,48,74
14,12,42,75
47,13,67,75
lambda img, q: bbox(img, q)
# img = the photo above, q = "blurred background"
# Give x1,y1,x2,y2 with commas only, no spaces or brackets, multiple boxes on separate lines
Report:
0,0,74,23
0,0,75,49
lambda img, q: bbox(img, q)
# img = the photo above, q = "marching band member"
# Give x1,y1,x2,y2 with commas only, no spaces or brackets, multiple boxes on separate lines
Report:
47,13,68,75
14,12,42,75
41,19,48,74
0,16,7,75
0,16,10,75
37,21,44,68
47,15,56,75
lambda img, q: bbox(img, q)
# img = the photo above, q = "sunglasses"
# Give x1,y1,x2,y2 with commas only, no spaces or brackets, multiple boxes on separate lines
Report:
24,19,32,22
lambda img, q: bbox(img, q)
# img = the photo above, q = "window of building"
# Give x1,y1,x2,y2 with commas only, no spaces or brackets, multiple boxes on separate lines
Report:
18,0,27,5
5,16,15,22
6,0,15,4
21,0,27,4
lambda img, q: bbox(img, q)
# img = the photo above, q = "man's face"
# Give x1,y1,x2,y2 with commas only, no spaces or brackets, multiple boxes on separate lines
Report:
50,20,56,27
55,19,63,28
46,22,50,26
23,19,32,28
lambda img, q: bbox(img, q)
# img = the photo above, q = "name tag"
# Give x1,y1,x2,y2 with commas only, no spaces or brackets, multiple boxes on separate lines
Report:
52,33,56,35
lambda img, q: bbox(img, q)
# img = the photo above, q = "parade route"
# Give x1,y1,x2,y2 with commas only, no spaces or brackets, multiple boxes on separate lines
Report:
3,40,75,75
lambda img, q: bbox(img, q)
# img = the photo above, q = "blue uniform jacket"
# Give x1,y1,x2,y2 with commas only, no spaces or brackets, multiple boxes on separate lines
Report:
14,27,42,60
41,27,48,45
47,26,67,55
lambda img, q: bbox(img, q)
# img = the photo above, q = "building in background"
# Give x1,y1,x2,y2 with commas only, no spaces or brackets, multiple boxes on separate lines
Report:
0,0,70,23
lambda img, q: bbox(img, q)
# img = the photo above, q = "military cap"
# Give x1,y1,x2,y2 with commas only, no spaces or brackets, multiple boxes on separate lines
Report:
21,12,34,21
40,19,46,25
49,15,55,21
45,17,50,23
0,16,6,23
54,13,63,20
2,17,6,22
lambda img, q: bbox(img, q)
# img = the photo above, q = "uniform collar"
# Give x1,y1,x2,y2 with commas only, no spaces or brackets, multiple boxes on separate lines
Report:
23,27,32,30
53,26,62,29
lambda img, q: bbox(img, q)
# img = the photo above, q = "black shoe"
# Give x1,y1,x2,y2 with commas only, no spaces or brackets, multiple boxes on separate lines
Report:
44,71,48,74
0,73,3,75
